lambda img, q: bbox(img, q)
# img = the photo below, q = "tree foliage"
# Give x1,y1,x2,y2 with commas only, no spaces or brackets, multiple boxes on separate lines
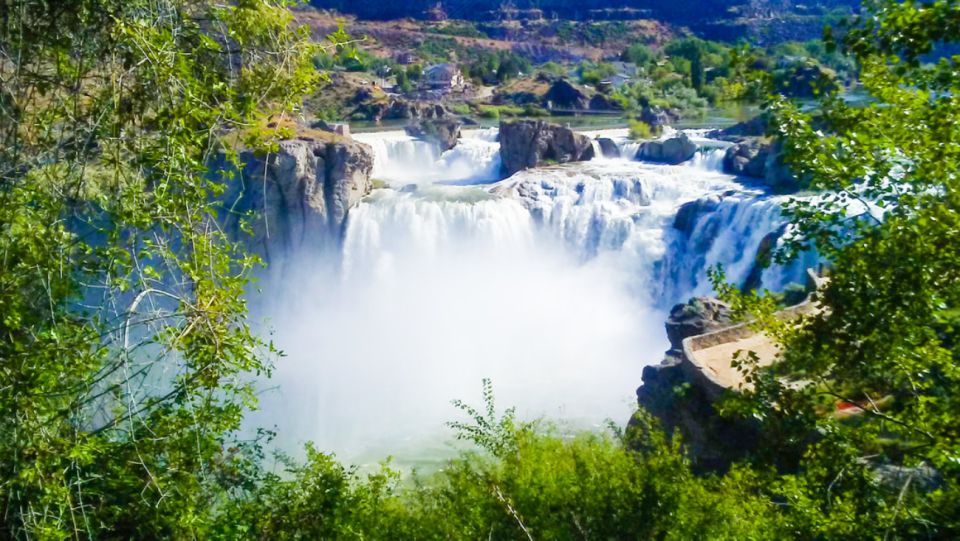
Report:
713,0,960,536
0,0,327,537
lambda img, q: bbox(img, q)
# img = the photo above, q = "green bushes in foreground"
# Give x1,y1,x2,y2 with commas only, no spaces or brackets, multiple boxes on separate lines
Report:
212,384,786,540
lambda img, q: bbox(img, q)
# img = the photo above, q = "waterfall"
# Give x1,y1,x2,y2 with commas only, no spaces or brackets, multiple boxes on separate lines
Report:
686,147,727,173
659,194,815,301
354,128,501,186
492,158,794,306
252,184,662,464
250,126,820,465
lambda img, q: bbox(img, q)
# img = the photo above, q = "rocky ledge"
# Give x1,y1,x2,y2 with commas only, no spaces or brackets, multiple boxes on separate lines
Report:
499,119,595,176
708,115,801,193
222,134,374,272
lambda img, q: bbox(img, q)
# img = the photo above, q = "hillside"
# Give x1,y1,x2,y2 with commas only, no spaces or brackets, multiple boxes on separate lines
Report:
308,0,860,43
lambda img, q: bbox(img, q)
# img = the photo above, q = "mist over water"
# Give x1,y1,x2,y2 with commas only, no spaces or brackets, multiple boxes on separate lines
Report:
247,128,811,465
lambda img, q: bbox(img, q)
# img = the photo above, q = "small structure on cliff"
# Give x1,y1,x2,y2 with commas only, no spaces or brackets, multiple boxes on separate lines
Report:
636,269,826,470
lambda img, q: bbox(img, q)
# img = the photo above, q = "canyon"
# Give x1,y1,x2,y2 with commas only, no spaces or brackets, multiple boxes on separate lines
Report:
228,120,816,465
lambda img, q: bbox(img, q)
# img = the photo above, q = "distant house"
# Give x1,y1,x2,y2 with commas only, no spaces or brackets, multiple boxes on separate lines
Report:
423,63,465,91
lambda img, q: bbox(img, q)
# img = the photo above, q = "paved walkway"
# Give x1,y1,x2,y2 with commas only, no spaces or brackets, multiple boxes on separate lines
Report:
690,333,780,391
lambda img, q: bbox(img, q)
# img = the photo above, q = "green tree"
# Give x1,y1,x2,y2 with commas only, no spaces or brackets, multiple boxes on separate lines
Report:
0,0,336,537
690,47,705,93
715,0,960,536
623,43,655,67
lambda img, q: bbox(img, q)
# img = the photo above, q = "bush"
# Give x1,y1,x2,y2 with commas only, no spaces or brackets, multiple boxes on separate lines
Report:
629,119,654,140
212,385,787,539
478,106,500,119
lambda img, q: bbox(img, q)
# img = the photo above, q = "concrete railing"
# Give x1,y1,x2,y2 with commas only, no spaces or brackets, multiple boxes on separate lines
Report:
679,268,824,401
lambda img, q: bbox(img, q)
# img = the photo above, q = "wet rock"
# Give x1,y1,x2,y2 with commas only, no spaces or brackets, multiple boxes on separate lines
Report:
673,195,721,236
723,140,769,178
406,117,462,151
723,139,801,193
638,133,697,164
499,119,595,176
742,226,785,292
596,137,621,159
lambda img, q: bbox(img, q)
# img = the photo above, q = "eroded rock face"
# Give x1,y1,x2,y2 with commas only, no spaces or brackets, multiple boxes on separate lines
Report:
637,133,696,164
673,194,722,236
723,139,800,193
224,137,374,269
406,117,462,151
499,120,595,176
724,140,768,178
664,297,733,352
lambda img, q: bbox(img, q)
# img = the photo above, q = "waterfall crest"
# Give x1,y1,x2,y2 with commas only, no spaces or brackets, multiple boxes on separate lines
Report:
354,129,501,186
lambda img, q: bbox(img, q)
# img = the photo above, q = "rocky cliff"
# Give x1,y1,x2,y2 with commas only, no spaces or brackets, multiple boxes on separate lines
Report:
499,120,595,176
222,136,374,271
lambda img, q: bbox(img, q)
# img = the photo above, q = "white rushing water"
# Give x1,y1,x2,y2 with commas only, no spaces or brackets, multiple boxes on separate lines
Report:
251,127,814,465
354,128,501,186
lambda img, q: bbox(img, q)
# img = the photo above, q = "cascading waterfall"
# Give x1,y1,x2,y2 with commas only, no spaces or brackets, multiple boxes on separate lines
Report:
251,127,815,465
686,147,728,172
354,128,501,186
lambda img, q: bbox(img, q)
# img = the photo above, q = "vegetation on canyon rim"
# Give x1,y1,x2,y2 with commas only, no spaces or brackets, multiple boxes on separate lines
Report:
2,0,960,539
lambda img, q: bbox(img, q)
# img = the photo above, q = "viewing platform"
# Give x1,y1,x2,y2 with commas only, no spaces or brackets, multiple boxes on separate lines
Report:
680,269,826,401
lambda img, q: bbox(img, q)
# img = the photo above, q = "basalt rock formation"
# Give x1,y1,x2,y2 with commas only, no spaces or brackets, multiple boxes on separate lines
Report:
596,137,621,159
499,120,595,176
406,117,463,151
637,133,697,164
723,139,800,193
223,136,374,272
664,297,733,353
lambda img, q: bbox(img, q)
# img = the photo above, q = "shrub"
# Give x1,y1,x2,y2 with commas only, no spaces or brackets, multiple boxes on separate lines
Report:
628,119,654,140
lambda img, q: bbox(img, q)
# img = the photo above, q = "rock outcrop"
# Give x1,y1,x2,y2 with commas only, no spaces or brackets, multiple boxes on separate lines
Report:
223,136,374,270
353,95,449,123
673,194,722,236
635,296,752,472
637,133,697,164
723,139,800,193
544,79,589,110
406,117,462,151
664,297,733,353
499,120,595,176
596,137,621,159
723,140,769,178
